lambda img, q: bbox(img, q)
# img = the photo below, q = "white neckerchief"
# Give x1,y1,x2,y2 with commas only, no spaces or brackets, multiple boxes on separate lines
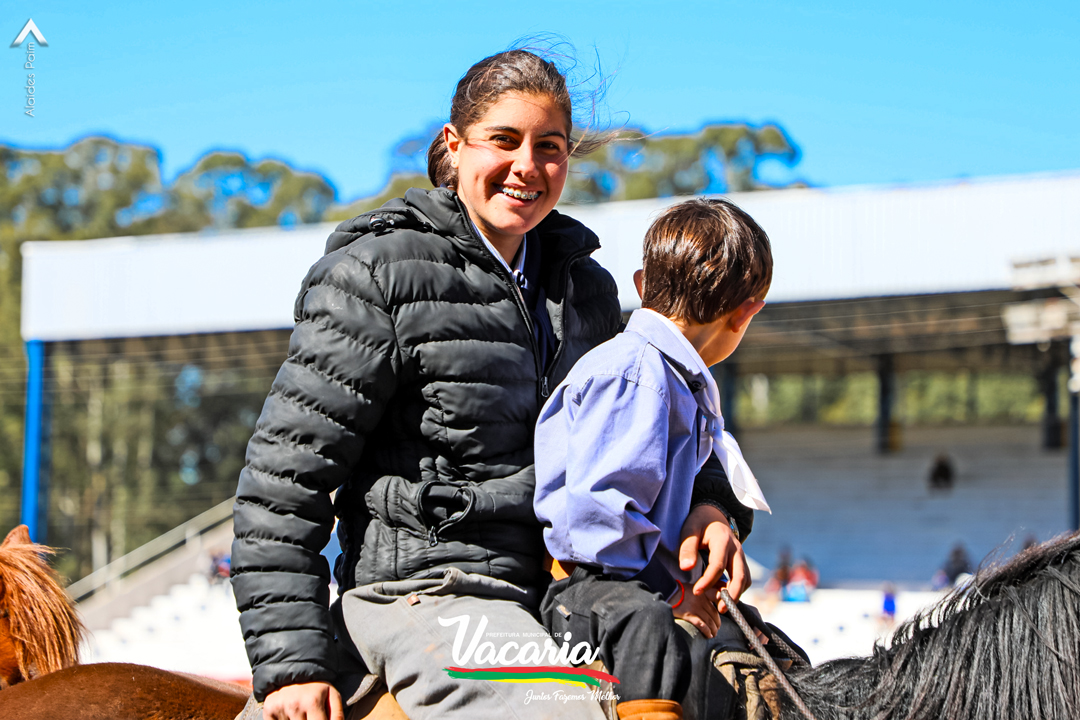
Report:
640,309,772,513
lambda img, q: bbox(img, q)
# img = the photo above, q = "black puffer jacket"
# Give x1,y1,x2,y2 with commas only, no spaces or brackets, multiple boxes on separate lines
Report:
232,188,623,699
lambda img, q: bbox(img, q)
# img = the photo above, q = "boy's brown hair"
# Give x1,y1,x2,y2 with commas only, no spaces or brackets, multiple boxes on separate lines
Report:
640,198,773,324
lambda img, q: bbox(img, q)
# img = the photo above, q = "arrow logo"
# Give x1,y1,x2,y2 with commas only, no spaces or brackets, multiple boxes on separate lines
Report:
11,19,47,47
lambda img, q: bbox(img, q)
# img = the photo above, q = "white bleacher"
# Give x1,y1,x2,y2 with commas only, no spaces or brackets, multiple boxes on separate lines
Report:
84,573,254,682
739,424,1069,584
746,587,945,666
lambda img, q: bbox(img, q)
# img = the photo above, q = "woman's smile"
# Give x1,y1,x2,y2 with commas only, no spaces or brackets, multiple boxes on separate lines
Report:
499,185,541,201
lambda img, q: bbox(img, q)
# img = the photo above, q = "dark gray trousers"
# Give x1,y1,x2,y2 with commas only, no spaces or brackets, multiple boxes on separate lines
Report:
540,566,757,720
539,566,692,704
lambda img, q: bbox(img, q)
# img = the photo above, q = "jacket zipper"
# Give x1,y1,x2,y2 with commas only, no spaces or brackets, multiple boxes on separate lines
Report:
510,248,593,400
541,248,592,397
455,198,592,401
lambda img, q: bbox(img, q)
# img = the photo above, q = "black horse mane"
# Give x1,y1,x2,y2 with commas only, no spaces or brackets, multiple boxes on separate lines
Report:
779,532,1080,720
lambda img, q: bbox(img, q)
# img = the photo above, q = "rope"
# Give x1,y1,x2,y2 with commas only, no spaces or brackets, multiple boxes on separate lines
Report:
759,625,811,671
720,588,820,720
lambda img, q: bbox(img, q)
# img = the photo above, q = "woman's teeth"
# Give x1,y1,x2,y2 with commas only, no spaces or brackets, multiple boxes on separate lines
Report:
501,186,539,201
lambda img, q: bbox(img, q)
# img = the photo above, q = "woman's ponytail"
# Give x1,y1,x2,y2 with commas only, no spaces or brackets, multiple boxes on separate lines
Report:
427,131,456,189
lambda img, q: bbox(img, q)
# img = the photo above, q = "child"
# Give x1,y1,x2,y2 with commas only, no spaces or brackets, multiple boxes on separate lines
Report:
534,198,773,720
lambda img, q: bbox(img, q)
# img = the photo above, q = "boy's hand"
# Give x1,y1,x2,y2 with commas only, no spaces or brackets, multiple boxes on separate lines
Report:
678,505,751,612
671,585,721,638
263,681,344,720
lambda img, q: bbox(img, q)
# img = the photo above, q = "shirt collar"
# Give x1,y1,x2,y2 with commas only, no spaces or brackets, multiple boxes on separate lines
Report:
627,309,723,419
472,222,527,276
627,311,769,512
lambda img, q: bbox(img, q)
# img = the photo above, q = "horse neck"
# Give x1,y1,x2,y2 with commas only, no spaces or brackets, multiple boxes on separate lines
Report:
779,534,1080,720
781,654,890,720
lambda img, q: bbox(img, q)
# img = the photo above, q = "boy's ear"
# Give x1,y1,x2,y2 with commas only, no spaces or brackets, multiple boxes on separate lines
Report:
729,299,766,333
633,269,644,301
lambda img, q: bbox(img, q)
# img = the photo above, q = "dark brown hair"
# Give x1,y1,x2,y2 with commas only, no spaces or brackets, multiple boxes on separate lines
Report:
640,198,773,324
427,49,586,189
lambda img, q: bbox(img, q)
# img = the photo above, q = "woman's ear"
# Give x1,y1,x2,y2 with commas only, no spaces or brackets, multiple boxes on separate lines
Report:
444,123,462,168
633,269,644,301
730,299,766,333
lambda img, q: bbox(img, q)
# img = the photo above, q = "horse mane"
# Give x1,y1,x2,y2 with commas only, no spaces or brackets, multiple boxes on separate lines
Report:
783,531,1080,720
0,536,85,681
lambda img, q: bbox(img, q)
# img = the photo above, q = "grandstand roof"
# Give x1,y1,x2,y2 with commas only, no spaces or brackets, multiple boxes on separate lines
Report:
21,171,1080,342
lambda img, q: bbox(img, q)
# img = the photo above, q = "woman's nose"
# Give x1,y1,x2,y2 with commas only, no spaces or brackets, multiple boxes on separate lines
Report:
511,147,539,178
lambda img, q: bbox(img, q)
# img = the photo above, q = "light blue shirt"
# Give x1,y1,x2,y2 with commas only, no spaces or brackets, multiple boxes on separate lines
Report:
534,308,722,597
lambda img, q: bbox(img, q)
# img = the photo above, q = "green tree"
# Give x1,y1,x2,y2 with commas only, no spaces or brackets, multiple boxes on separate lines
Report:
140,152,335,232
563,121,802,204
1,137,167,534
326,123,441,221
0,137,336,558
327,172,433,222
0,137,164,242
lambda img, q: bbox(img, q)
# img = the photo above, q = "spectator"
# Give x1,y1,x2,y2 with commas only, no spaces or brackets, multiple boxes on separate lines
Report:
928,453,955,490
881,583,896,623
209,551,231,584
782,557,818,602
932,543,971,589
764,546,792,597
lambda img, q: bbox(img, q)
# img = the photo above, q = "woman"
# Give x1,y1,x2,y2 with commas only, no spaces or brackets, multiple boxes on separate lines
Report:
232,49,750,720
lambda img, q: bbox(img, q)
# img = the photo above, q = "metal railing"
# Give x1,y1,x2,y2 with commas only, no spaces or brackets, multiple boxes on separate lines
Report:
67,496,235,603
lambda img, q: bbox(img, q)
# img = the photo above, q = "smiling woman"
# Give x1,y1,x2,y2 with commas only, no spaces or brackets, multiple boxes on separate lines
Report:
231,46,749,720
231,48,625,720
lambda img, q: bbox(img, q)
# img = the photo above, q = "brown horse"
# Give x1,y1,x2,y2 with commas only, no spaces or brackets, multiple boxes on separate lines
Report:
0,525,408,720
0,525,251,719
1,663,257,720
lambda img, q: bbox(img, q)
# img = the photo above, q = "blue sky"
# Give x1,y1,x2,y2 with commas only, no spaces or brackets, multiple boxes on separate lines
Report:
3,1,1078,202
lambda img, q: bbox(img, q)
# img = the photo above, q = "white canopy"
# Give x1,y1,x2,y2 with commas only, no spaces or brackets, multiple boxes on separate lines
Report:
22,171,1080,342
